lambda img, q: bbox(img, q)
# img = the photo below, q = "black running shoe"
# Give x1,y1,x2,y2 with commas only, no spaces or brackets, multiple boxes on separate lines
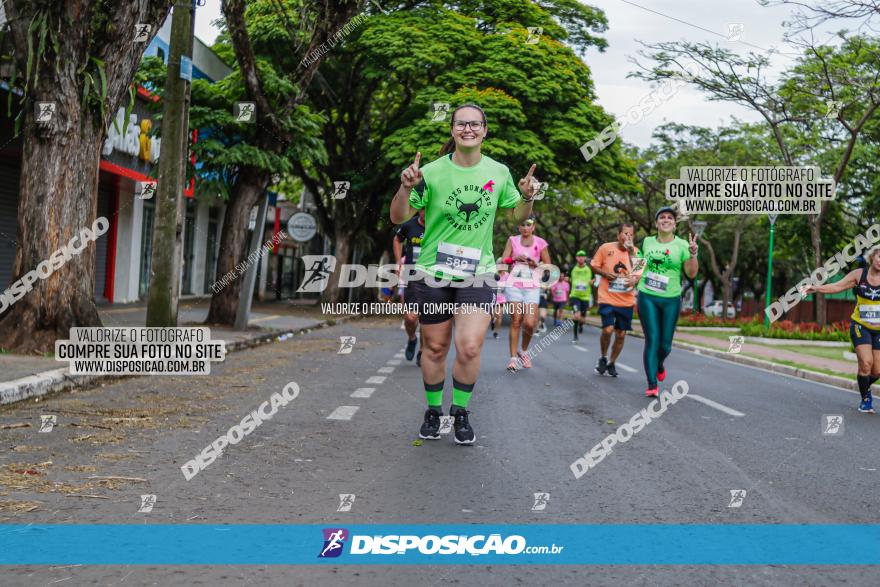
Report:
450,406,475,445
493,330,498,339
605,362,618,377
405,337,417,361
419,408,442,440
416,350,422,367
595,356,608,375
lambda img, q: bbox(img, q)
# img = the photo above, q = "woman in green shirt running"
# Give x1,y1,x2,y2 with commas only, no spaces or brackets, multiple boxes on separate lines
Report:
390,103,540,444
636,207,698,397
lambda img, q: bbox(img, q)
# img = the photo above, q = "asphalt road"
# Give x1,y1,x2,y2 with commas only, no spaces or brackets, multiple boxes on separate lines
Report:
1,316,878,586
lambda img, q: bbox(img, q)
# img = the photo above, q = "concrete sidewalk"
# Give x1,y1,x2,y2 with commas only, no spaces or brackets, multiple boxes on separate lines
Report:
0,299,350,406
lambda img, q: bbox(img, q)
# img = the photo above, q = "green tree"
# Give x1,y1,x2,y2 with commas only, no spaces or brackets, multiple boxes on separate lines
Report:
200,0,360,325
632,33,880,324
297,0,635,302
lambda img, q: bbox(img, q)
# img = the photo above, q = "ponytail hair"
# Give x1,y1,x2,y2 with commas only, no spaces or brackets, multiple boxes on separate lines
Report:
439,103,487,156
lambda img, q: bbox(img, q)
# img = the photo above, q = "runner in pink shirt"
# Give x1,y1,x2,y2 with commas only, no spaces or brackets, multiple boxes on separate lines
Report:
499,215,551,371
550,274,571,326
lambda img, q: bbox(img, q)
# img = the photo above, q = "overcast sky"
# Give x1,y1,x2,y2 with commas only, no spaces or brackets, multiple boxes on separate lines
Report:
193,0,839,148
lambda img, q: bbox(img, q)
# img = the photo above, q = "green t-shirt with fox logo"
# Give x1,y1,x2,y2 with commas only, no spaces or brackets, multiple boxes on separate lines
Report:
636,235,691,298
409,154,521,280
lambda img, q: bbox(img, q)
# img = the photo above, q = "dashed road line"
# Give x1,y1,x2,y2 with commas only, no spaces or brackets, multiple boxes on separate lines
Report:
687,394,745,417
616,362,637,373
387,359,402,366
351,387,375,398
377,366,395,374
573,345,588,352
366,375,386,385
327,406,360,420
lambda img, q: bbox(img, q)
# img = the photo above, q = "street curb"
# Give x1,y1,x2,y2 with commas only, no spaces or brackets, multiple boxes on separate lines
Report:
584,317,857,393
0,314,356,407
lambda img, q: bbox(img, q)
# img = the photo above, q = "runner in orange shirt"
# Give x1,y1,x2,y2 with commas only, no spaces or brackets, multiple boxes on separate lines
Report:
590,223,642,377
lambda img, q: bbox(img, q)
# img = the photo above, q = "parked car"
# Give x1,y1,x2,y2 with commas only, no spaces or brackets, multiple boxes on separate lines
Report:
703,300,736,318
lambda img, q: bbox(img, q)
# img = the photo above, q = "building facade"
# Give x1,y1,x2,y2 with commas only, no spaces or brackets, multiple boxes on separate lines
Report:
0,17,233,304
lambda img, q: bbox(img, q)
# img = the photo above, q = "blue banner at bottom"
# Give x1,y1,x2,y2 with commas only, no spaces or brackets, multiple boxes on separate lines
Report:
1,524,879,565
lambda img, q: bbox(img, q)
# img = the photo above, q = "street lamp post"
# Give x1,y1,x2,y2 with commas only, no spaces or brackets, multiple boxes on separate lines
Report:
691,220,708,313
764,214,778,327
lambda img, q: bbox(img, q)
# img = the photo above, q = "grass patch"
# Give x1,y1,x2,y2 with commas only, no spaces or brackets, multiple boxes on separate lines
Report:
771,345,850,362
760,357,850,379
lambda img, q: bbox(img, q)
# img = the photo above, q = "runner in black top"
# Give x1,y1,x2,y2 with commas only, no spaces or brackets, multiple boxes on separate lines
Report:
394,210,426,364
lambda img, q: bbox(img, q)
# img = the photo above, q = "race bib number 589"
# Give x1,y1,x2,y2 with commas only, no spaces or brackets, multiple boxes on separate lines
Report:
434,241,480,277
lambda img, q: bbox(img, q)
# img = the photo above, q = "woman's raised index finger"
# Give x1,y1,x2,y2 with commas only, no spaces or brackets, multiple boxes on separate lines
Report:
524,163,536,179
414,151,421,168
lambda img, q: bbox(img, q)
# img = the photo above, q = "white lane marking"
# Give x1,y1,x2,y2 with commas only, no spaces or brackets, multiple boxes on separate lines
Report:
687,394,745,417
573,345,588,352
327,406,360,420
387,359,402,366
616,362,637,373
366,376,386,384
377,366,395,374
394,353,404,359
351,387,375,398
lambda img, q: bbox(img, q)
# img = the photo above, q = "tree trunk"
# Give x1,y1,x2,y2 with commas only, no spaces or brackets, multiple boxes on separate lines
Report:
321,228,352,304
808,217,826,325
205,166,269,326
0,0,172,352
0,107,104,353
721,281,733,319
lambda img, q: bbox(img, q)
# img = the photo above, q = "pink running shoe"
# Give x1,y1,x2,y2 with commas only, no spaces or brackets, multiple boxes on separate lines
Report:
517,351,532,369
645,386,659,398
657,367,667,382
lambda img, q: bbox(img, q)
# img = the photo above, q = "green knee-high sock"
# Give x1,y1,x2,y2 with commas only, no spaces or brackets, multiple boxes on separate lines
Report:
452,379,475,409
425,380,444,410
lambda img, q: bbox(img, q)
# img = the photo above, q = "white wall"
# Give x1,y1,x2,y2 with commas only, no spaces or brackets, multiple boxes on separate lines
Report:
112,180,143,304
191,199,211,294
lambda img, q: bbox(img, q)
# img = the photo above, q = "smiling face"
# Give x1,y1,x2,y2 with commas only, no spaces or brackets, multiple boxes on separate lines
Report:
655,211,676,234
451,106,487,151
518,218,535,237
870,248,880,271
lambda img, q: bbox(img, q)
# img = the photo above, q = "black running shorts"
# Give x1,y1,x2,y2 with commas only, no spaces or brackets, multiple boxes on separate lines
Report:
408,278,495,325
